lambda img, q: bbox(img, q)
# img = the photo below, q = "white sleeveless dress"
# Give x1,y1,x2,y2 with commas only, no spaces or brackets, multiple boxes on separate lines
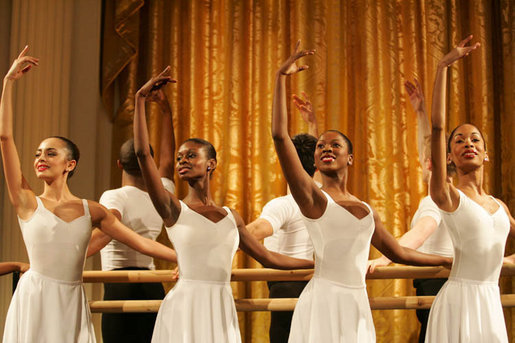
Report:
289,191,376,343
425,190,510,343
151,201,241,343
3,197,95,343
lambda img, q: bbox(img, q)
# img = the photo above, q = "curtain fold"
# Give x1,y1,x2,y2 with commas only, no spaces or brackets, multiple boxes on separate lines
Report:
101,1,514,341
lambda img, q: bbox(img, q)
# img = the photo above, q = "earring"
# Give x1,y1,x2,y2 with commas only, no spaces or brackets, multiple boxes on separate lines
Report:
484,156,489,161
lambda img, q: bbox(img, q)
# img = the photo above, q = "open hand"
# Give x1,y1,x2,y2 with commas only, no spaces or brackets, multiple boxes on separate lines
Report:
293,91,316,124
5,46,39,81
438,35,480,68
404,79,425,113
277,40,315,76
137,66,176,98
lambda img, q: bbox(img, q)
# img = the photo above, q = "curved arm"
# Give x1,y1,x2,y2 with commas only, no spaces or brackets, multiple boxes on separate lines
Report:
90,201,177,263
370,210,451,268
293,91,318,137
232,209,313,270
368,216,439,272
146,88,175,180
246,218,274,241
0,262,29,276
404,80,430,168
430,36,480,211
134,67,180,227
0,47,39,217
272,41,325,219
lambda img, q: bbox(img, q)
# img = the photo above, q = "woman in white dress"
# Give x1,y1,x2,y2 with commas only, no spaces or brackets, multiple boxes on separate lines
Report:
426,35,515,343
1,47,177,343
271,41,452,343
133,68,315,343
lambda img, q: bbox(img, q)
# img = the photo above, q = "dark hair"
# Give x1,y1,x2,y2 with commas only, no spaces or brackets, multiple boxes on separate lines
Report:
119,139,154,176
292,133,317,176
447,123,486,153
321,130,353,154
183,138,217,161
51,136,80,178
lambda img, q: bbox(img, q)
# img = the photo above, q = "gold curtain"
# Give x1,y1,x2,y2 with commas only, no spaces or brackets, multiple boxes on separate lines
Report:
101,1,514,342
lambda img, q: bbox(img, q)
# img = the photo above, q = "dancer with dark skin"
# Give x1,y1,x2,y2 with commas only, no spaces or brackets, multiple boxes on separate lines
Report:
134,67,314,342
272,40,452,342
426,35,514,343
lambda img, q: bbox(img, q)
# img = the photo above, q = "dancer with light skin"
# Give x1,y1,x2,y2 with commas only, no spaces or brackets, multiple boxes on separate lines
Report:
0,262,29,275
0,47,176,343
367,79,453,342
425,35,515,343
133,67,314,343
272,40,452,342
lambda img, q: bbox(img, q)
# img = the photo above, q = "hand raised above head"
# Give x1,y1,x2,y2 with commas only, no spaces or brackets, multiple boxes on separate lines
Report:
5,46,39,81
137,66,176,98
277,40,315,76
438,35,480,68
404,79,425,113
293,91,315,124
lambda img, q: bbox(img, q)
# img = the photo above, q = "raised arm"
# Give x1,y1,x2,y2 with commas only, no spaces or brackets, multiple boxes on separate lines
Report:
232,209,313,270
430,36,480,211
134,67,180,227
90,201,176,263
272,41,324,218
0,47,39,218
404,79,430,169
293,91,318,137
370,209,451,269
146,88,175,180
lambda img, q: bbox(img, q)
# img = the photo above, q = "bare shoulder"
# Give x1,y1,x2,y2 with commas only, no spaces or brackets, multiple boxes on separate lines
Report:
86,200,110,223
228,207,245,228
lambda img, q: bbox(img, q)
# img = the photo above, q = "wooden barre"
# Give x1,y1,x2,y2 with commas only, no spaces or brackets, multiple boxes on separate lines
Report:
82,265,515,283
89,294,515,313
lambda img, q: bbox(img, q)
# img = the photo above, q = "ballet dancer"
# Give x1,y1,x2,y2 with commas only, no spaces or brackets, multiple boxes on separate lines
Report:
0,47,176,343
272,40,452,342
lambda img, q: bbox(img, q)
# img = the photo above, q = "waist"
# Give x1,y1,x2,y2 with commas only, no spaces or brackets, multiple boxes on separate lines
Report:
178,278,231,285
24,269,83,285
448,276,499,285
312,275,366,289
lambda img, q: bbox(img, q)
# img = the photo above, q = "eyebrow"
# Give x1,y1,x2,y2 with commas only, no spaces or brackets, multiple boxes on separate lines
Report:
36,147,58,151
454,132,481,138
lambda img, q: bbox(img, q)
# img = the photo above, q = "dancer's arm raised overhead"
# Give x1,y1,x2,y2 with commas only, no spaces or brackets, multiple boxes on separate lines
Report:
405,79,430,169
231,209,314,269
272,41,324,218
0,46,39,218
134,67,180,227
430,36,480,211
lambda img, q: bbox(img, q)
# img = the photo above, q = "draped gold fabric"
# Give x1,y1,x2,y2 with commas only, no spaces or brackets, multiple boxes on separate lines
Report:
101,1,514,342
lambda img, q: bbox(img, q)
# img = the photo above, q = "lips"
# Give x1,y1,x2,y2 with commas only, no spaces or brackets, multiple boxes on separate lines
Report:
463,150,477,158
321,155,335,163
177,166,191,174
37,165,49,172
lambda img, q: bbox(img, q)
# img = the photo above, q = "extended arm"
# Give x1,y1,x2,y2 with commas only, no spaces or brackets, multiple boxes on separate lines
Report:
371,210,451,268
0,47,39,217
430,36,480,210
90,201,176,262
246,218,274,241
272,41,324,218
0,262,29,276
404,80,430,168
233,210,313,269
86,209,122,257
292,91,318,137
134,67,180,226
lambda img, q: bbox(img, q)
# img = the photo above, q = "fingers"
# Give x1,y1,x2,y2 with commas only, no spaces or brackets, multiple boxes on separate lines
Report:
404,81,415,95
294,39,301,53
298,65,309,72
17,45,29,59
301,91,309,100
21,65,32,74
414,79,422,91
458,34,473,48
158,65,171,77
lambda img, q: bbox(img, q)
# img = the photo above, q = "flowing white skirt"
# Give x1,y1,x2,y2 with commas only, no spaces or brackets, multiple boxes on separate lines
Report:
289,277,375,343
3,270,95,343
152,278,241,343
426,277,508,343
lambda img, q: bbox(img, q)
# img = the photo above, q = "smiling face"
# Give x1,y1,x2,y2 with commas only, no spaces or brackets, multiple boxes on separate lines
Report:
33,137,76,181
176,141,216,181
314,131,353,173
448,124,487,172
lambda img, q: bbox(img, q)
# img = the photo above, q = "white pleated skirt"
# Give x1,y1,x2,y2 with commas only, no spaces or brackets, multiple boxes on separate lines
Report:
152,278,241,343
289,277,375,343
426,277,508,343
3,270,96,343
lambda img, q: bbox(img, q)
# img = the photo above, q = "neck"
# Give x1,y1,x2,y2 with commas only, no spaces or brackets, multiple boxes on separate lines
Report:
41,178,74,201
121,171,147,190
320,168,351,195
456,166,486,196
184,177,214,206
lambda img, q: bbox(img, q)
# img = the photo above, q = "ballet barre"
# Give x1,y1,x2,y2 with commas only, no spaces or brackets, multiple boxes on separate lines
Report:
89,294,515,313
81,264,515,283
